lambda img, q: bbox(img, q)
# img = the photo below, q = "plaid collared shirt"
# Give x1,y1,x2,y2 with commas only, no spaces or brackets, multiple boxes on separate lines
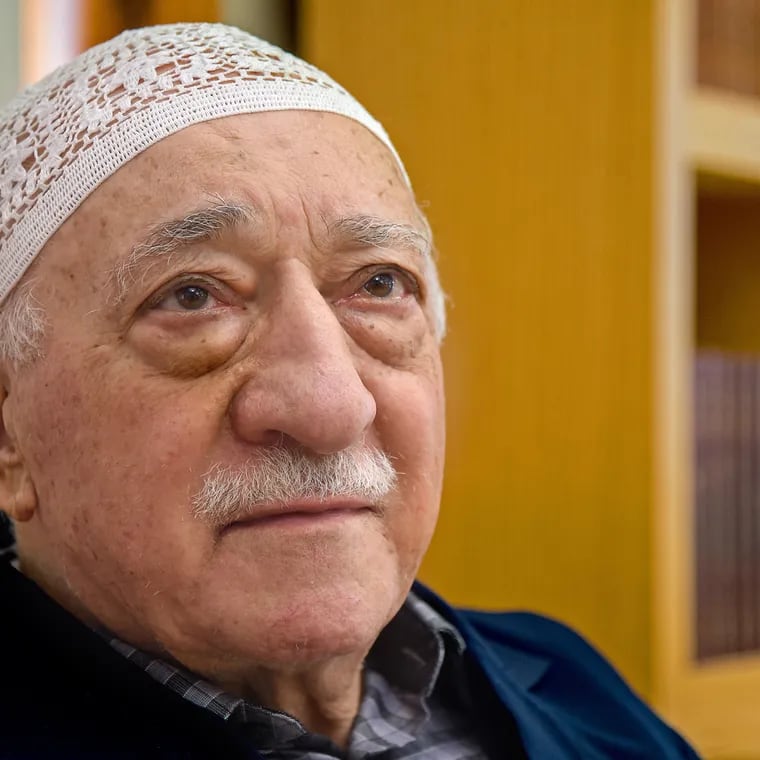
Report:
110,593,488,759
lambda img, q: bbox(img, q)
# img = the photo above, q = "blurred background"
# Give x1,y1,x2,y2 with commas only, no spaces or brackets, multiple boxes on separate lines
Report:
3,1,760,757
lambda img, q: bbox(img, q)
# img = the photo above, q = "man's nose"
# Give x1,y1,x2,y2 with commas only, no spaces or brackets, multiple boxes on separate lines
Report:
228,266,377,454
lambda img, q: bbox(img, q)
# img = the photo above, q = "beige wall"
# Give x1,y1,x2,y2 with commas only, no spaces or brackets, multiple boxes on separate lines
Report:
0,1,19,105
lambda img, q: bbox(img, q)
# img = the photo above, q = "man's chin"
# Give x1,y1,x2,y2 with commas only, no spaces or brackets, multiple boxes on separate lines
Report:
168,589,399,676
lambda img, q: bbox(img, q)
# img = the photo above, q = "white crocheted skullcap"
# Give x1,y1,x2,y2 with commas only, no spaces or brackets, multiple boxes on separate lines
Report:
0,23,409,305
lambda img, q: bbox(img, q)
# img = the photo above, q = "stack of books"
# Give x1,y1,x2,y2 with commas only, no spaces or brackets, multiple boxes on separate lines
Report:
698,0,760,98
694,350,760,659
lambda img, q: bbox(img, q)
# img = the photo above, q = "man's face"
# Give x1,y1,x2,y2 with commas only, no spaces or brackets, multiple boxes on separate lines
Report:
7,112,445,677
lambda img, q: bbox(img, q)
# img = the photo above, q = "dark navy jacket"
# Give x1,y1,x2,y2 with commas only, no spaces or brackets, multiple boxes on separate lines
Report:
414,583,700,760
0,561,700,758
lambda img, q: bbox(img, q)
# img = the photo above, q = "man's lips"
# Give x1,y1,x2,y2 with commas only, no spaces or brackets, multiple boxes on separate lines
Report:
222,498,375,531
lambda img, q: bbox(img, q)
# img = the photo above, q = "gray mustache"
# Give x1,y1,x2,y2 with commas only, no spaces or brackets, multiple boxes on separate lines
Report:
192,446,398,527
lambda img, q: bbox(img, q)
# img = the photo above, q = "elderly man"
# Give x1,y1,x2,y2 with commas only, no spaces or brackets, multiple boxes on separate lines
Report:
0,23,697,759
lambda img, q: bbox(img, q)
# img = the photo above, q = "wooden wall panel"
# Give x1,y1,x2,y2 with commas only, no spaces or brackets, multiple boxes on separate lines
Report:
301,0,656,695
81,0,219,49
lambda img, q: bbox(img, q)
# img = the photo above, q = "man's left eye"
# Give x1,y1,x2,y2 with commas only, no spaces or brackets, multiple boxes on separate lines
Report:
362,271,412,299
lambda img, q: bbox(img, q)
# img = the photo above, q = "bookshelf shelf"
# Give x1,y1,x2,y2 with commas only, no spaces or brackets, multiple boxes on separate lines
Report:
672,656,760,758
689,88,760,186
657,2,760,757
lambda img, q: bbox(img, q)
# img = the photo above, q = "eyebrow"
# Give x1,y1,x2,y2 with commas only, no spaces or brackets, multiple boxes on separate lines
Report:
106,203,432,306
108,199,254,304
329,215,432,261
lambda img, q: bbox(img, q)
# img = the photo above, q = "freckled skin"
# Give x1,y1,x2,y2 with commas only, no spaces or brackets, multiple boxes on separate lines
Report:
6,113,446,703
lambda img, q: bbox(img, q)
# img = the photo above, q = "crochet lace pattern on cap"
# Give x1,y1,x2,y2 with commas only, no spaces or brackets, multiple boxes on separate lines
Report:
0,22,406,304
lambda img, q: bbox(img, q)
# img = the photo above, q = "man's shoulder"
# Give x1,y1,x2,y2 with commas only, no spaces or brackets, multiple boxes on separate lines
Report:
413,583,701,759
457,606,650,706
460,605,627,673
413,582,627,676
0,561,264,759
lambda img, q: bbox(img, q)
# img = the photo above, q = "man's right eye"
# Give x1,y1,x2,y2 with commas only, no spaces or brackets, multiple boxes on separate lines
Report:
153,284,219,312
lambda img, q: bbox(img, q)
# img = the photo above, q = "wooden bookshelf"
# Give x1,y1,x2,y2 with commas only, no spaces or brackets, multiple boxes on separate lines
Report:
689,89,760,185
657,1,760,757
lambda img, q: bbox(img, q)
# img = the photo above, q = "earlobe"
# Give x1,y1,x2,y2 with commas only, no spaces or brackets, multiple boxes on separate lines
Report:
0,387,38,522
0,465,37,522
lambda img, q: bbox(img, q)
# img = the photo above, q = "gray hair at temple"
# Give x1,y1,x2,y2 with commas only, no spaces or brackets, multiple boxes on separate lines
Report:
0,23,446,366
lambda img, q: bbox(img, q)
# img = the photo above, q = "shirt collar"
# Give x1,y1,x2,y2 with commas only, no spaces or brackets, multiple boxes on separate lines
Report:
368,589,466,697
107,590,466,737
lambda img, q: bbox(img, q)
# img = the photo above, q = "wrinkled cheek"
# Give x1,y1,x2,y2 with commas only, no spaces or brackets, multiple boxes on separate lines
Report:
19,370,95,508
381,377,445,573
386,484,440,587
18,359,181,553
342,309,431,369
128,315,249,378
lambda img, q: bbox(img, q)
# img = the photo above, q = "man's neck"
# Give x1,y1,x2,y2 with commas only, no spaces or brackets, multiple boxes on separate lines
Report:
214,653,366,748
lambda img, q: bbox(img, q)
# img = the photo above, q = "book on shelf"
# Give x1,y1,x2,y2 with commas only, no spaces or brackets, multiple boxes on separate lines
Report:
697,0,760,99
735,356,755,652
694,349,760,659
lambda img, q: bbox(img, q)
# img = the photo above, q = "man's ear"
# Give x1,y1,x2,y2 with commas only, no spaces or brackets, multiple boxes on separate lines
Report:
0,386,37,522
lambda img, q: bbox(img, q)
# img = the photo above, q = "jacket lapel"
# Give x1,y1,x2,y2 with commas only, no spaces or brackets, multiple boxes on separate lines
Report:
412,581,584,760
